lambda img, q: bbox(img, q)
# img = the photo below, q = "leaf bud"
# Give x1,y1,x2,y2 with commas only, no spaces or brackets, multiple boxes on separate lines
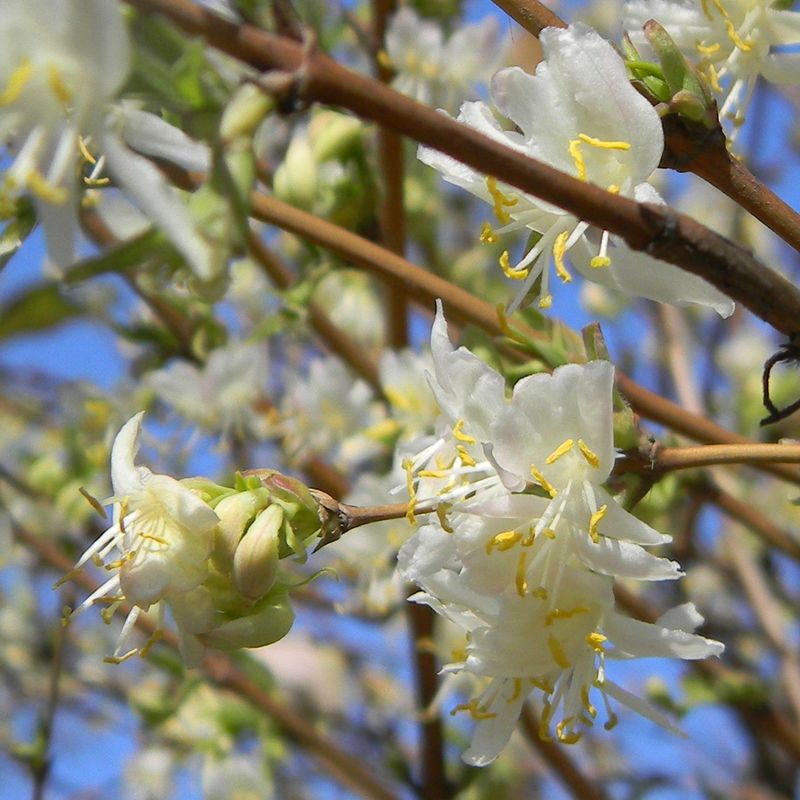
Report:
233,503,283,600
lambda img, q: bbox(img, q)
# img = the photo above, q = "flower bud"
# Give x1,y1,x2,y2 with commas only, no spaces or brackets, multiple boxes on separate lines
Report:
211,490,268,569
220,83,275,144
308,110,363,163
272,136,317,210
233,503,283,600
198,588,294,651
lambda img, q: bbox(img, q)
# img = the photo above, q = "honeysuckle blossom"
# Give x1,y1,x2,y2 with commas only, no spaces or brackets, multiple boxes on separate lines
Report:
396,304,723,762
382,8,508,111
0,0,217,278
624,0,800,124
71,412,219,662
147,341,271,440
418,24,734,316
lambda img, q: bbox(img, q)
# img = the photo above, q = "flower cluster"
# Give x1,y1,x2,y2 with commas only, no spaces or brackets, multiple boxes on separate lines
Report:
397,304,723,764
418,24,734,317
69,414,322,666
624,0,800,126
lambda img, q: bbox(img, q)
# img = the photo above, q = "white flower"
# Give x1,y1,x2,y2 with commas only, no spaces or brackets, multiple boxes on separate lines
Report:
384,8,508,111
147,341,271,440
72,412,219,661
624,0,800,124
0,0,217,279
380,348,440,440
418,23,734,316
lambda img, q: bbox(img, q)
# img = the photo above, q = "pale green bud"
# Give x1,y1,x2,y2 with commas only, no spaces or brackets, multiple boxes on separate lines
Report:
212,490,269,569
233,503,283,600
272,136,317,210
220,83,276,143
308,111,363,163
198,589,294,650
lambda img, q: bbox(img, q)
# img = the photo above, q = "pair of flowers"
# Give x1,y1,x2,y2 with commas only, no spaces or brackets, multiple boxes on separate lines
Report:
397,303,723,764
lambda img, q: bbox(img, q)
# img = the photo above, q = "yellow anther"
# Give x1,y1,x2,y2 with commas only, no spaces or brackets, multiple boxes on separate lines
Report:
417,468,447,479
547,635,571,668
515,551,529,597
542,528,556,539
552,231,572,283
47,63,72,105
696,40,721,55
578,133,631,151
104,649,138,665
568,139,586,181
606,184,620,195
436,503,454,533
604,712,619,731
522,528,536,547
138,629,163,658
530,465,558,498
479,221,498,244
590,255,610,268
556,718,583,744
538,294,553,309
581,685,597,718
705,63,722,93
538,701,554,741
532,586,548,600
545,605,590,626
486,530,522,554
531,677,554,694
507,678,523,703
577,439,600,468
402,458,417,526
586,631,608,652
376,50,393,70
139,533,168,546
450,699,497,720
26,169,68,204
588,504,608,544
0,58,33,105
456,444,476,467
485,176,517,224
452,419,476,444
545,438,574,465
499,250,529,280
78,137,97,165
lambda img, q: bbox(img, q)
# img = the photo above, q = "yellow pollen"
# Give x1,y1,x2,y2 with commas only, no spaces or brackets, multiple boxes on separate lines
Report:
456,445,476,467
581,685,597,718
26,169,69,204
556,718,583,744
78,137,97,165
568,139,586,181
515,551,529,597
499,250,529,280
578,133,631,151
507,678,523,703
577,439,600,468
402,458,417,525
451,699,497,721
588,504,608,544
479,221,498,244
452,419,476,444
552,231,572,283
547,635,571,668
538,294,553,309
545,438,574,464
486,530,522,554
606,184,620,195
47,63,72,105
418,468,447,479
530,465,558,498
586,631,608,653
590,255,610,268
696,40,721,55
545,605,590,626
0,58,33,105
485,176,517,224
436,503,454,533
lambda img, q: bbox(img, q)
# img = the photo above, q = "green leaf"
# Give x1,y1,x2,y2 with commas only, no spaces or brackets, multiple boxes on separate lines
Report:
0,284,81,340
0,199,36,275
64,228,166,283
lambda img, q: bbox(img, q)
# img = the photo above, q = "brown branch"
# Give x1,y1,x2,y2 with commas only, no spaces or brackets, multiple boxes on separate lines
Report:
16,525,399,800
617,443,800,474
490,0,564,35
519,704,607,800
121,0,800,336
